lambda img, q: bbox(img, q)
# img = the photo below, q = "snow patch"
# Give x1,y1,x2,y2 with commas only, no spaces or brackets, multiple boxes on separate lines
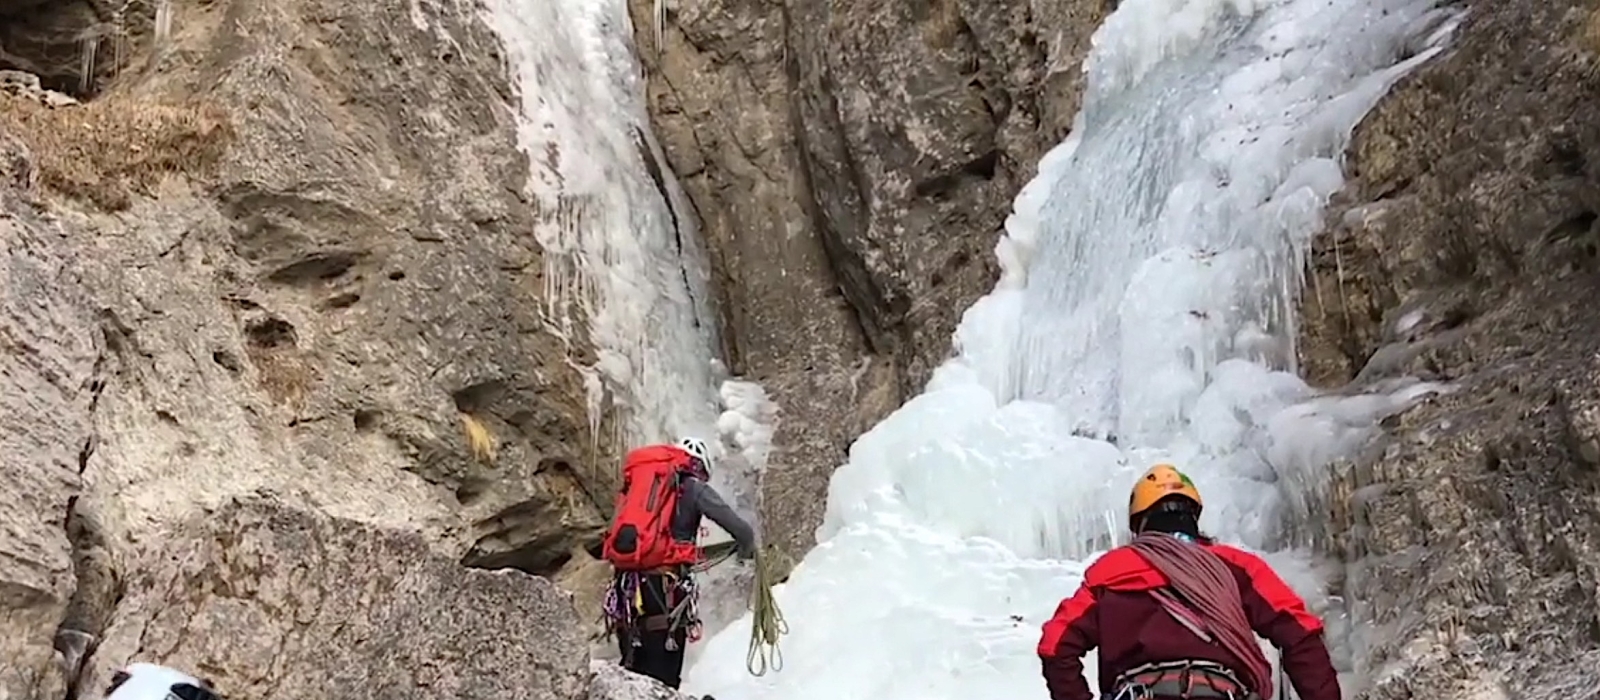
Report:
1396,308,1426,336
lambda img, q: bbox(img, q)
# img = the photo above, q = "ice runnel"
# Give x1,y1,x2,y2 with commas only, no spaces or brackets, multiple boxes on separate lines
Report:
687,0,1459,698
478,0,723,447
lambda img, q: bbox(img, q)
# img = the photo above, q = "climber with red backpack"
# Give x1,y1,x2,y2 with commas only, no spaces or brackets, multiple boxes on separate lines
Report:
600,436,758,690
1038,464,1341,700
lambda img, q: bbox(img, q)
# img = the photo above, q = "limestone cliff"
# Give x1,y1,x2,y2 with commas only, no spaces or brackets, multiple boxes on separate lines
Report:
0,127,98,700
1299,1,1600,697
626,0,1111,566
0,0,626,694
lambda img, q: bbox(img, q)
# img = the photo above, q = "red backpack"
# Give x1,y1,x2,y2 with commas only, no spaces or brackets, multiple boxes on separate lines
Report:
601,444,703,571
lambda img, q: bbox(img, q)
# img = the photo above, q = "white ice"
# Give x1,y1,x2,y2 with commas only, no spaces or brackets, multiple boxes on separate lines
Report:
477,0,726,448
686,0,1460,699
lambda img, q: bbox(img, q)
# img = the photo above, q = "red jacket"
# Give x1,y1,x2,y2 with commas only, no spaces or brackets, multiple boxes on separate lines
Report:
1037,542,1340,700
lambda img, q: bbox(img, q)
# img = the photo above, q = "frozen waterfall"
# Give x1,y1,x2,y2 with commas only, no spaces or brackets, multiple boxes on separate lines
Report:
683,1,1459,699
478,0,1464,697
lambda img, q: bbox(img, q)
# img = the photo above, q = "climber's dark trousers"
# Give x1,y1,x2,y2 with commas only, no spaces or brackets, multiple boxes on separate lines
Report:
616,573,689,689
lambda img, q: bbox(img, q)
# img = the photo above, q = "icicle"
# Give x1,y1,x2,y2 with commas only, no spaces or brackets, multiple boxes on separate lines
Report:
652,0,666,55
77,34,98,96
154,0,173,48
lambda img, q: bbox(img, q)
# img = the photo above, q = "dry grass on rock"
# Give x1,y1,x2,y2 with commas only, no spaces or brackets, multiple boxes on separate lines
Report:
460,413,498,465
0,91,233,210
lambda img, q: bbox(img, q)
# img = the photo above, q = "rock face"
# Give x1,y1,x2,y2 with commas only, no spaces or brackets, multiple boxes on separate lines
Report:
11,0,1599,698
585,661,694,700
0,0,631,694
0,129,98,700
1298,1,1600,697
626,0,1111,565
81,498,591,700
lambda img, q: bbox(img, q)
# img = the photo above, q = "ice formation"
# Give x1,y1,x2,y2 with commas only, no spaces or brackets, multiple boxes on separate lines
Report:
681,1,1461,699
476,0,724,446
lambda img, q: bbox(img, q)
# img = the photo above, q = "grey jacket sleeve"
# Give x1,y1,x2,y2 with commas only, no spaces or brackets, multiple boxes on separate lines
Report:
687,479,759,558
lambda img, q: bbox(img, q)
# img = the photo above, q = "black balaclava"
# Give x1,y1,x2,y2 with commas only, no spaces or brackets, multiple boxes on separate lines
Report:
1135,496,1202,540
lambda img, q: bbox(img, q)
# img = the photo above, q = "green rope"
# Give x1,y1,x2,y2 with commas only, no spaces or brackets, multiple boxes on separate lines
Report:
745,545,787,676
690,541,788,675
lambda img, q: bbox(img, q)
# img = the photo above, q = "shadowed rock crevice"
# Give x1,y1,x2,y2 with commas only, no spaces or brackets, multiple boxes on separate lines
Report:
54,497,121,700
460,465,608,579
264,250,365,286
0,0,124,98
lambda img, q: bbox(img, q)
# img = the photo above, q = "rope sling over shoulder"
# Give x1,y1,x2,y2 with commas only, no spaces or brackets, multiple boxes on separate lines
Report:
1126,532,1273,700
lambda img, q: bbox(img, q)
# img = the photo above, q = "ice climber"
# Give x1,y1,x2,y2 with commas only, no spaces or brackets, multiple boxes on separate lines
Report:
600,436,759,690
1037,463,1341,700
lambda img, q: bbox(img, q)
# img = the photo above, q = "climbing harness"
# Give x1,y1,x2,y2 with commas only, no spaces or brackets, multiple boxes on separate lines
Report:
601,567,704,660
1111,659,1258,700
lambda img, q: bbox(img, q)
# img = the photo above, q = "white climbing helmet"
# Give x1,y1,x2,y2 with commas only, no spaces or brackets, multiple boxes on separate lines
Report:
677,436,713,475
105,663,219,700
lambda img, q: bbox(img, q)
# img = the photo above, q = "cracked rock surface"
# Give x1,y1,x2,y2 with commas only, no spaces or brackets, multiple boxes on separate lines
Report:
1298,1,1600,697
81,498,590,700
585,661,695,700
0,129,98,700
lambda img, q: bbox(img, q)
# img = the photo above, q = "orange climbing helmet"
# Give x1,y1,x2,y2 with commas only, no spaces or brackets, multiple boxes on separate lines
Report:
1128,463,1203,529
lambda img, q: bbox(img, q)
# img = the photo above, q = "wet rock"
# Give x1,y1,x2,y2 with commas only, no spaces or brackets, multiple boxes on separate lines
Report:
627,0,1110,566
1299,1,1600,696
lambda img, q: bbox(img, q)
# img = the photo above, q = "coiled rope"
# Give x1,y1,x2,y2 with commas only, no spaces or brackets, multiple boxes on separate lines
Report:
695,541,788,675
600,539,789,680
744,545,788,675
